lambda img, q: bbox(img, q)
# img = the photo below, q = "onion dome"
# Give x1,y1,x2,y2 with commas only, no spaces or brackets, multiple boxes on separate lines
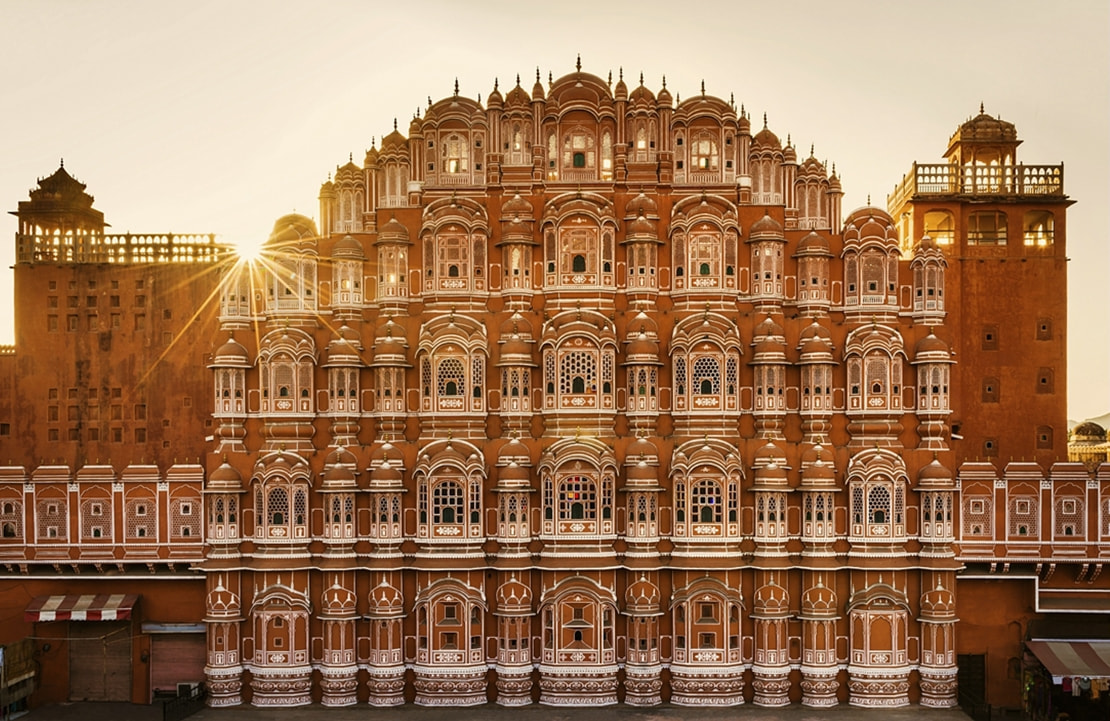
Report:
914,234,938,253
795,231,833,258
321,446,359,490
626,435,660,465
332,234,364,259
209,335,251,368
752,441,790,490
800,579,838,619
624,437,662,487
828,166,842,192
205,577,242,620
842,207,898,249
496,459,531,486
325,326,363,367
783,141,797,164
267,213,318,248
797,321,835,362
626,212,657,238
917,456,954,489
320,578,358,619
751,315,787,362
613,70,628,101
370,319,410,367
504,75,530,108
531,69,546,101
486,78,503,108
375,214,410,244
495,437,532,488
752,116,781,149
624,319,661,361
913,331,952,364
628,77,656,107
748,212,785,241
752,581,790,618
497,312,535,364
501,192,534,219
656,78,672,106
367,578,404,619
380,123,407,153
800,455,837,489
626,192,659,218
364,143,379,165
495,575,532,615
318,178,335,200
206,458,244,492
920,581,956,619
368,456,403,486
624,575,661,615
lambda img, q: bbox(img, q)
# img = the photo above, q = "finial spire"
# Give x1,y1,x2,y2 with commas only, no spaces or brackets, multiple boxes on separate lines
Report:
576,54,581,71
980,101,985,114
661,74,667,88
59,157,64,168
393,118,397,131
701,79,705,95
763,112,768,128
453,77,459,96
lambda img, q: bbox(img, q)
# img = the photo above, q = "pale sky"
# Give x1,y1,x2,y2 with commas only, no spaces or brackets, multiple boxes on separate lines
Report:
2,0,1107,421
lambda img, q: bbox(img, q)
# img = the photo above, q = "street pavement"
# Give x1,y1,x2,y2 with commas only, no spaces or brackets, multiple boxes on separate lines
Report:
25,701,975,721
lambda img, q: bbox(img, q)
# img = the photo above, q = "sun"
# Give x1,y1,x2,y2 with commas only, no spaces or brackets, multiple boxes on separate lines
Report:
232,236,266,263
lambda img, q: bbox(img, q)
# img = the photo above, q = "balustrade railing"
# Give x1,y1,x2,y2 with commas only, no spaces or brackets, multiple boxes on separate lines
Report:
16,233,231,265
889,163,1064,209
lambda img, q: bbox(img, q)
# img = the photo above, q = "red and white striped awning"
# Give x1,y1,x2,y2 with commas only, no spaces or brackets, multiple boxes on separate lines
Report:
25,594,139,622
1027,640,1110,682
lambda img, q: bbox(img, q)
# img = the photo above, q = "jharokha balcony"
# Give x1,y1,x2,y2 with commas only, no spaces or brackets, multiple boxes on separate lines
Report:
888,162,1064,210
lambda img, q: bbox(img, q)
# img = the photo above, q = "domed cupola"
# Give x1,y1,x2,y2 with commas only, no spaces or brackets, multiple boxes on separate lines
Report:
320,577,358,618
207,458,245,492
495,574,532,615
920,581,956,620
368,577,404,619
624,574,661,615
753,580,790,618
800,578,839,619
211,335,251,368
332,234,364,260
205,575,242,621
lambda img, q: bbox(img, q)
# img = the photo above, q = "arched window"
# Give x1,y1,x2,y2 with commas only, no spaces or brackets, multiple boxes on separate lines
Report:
443,134,469,174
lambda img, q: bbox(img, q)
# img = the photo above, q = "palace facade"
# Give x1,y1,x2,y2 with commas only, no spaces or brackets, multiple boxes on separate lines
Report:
1,65,1105,712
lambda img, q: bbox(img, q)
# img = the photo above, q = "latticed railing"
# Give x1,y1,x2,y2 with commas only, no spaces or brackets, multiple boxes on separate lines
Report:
888,163,1064,209
16,233,231,264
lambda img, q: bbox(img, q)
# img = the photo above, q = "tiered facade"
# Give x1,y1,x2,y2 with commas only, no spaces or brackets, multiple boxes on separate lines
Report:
1,67,1103,712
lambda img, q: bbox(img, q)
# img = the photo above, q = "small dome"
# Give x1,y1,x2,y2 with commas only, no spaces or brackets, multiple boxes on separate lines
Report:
913,332,952,366
920,582,956,618
626,214,657,237
656,81,672,106
754,440,788,467
268,213,318,246
915,234,938,253
376,215,410,243
496,576,532,614
626,436,659,463
321,579,357,617
626,192,659,217
332,234,364,259
501,193,534,218
324,446,357,467
749,213,784,239
753,121,781,148
368,579,404,618
369,451,404,487
843,207,899,249
497,461,531,485
795,231,832,257
918,457,954,487
753,581,790,617
801,580,838,617
753,314,785,340
206,578,241,618
624,575,661,614
1073,421,1107,440
321,463,357,489
486,79,503,107
207,460,244,491
211,336,250,367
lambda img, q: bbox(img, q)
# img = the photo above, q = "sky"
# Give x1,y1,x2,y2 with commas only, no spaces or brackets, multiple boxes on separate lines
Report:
2,0,1107,421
